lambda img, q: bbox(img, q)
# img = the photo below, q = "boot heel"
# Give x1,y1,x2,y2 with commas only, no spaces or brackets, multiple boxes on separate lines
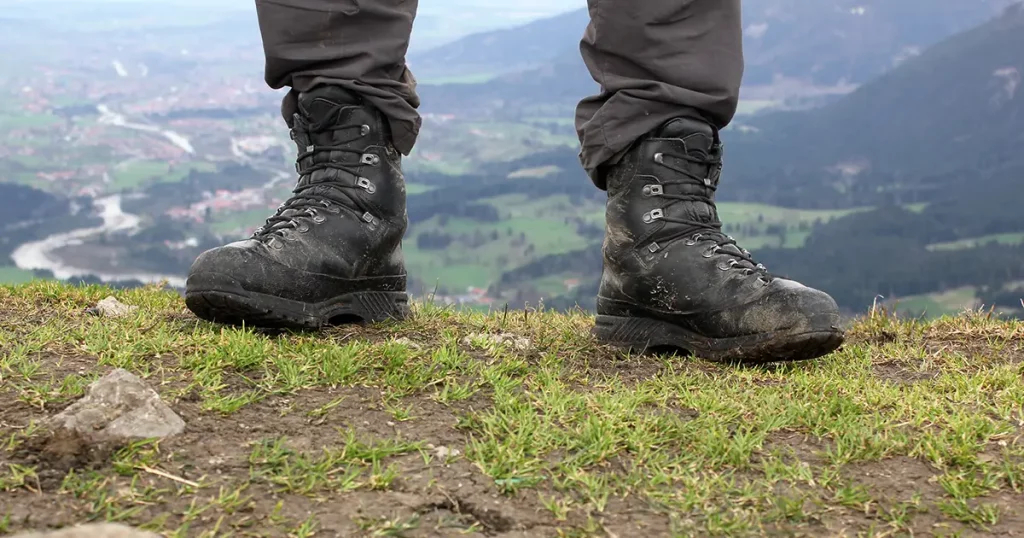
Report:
593,315,685,354
343,291,410,323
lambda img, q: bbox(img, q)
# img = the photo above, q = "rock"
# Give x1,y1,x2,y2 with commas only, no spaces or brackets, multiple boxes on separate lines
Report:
49,369,185,442
462,333,532,351
394,337,422,350
85,297,138,318
12,523,160,538
426,443,462,459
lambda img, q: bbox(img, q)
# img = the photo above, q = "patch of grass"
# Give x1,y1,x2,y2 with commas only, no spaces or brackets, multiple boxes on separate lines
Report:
1,282,1023,536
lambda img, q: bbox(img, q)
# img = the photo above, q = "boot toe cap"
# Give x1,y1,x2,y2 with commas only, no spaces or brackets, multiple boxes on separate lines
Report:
750,279,842,334
186,240,295,298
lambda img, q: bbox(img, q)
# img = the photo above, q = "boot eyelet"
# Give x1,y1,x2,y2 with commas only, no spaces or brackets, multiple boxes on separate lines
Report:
702,245,720,258
296,224,310,233
312,215,326,224
756,276,769,287
357,177,377,194
361,212,376,224
361,153,380,166
360,125,371,136
642,209,664,224
288,129,296,140
305,145,315,153
294,163,302,174
643,185,663,197
647,242,661,253
717,261,731,271
270,239,283,250
653,153,664,164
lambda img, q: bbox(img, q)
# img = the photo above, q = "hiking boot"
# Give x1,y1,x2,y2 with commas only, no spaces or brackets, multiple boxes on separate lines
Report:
592,117,844,363
185,86,410,329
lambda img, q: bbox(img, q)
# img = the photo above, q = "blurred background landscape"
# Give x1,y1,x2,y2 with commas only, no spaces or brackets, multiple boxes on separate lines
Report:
1,0,1023,320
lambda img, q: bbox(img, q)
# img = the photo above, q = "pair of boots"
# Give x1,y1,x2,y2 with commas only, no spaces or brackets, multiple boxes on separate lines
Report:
185,86,844,364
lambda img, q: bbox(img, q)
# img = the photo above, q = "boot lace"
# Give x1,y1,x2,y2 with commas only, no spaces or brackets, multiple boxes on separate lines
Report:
645,149,773,283
253,104,380,241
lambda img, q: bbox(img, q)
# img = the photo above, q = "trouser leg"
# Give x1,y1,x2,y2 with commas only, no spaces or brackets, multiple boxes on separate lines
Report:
575,0,744,188
256,0,421,155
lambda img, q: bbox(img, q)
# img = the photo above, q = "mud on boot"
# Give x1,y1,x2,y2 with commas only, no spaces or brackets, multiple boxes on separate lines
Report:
593,117,845,364
185,86,410,329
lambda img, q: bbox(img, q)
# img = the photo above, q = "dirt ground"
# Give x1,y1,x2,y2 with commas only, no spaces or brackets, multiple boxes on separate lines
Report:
2,284,1024,537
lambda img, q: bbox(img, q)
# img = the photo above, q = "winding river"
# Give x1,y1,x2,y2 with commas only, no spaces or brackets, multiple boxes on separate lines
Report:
11,195,188,288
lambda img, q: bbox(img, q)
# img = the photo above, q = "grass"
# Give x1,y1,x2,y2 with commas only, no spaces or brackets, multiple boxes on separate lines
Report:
1,281,1023,536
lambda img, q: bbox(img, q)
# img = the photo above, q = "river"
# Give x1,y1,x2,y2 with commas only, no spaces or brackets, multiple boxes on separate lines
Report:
9,106,291,289
96,104,195,154
11,195,188,288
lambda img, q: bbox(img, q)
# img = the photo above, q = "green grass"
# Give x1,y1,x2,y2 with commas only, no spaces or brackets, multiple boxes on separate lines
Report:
927,233,1024,251
0,267,37,285
1,282,1023,536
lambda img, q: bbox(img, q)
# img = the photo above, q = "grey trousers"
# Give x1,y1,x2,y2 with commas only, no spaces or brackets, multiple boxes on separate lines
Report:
256,0,743,189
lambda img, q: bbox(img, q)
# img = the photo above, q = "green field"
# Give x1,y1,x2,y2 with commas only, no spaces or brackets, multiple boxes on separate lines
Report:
927,232,1024,251
209,208,274,236
888,287,980,319
110,160,217,192
402,196,871,294
0,266,37,285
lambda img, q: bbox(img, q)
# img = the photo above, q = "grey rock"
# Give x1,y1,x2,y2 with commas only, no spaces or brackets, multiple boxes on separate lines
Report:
85,296,138,318
49,369,185,441
462,332,532,351
12,523,160,538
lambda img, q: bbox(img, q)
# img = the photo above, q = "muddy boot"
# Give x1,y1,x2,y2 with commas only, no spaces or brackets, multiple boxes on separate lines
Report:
592,117,845,363
185,86,409,329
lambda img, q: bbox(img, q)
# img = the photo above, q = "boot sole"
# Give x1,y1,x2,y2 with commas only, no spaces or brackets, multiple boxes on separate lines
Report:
593,315,844,365
185,272,409,330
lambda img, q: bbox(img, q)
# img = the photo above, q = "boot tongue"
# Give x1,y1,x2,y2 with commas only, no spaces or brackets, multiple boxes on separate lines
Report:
293,86,365,193
297,86,363,121
655,117,716,159
654,118,721,228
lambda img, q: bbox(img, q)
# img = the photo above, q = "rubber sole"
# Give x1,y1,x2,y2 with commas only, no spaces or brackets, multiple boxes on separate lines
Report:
185,275,409,330
593,315,844,365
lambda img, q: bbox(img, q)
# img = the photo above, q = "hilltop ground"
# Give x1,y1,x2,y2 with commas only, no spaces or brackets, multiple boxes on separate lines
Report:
1,282,1022,537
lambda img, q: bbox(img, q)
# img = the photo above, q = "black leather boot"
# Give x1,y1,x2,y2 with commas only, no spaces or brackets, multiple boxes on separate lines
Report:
185,86,409,329
593,117,844,363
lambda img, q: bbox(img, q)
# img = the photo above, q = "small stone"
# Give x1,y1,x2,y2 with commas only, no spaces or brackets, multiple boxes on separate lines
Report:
48,369,185,442
85,296,139,318
433,445,461,459
462,333,531,351
394,337,422,350
12,523,160,538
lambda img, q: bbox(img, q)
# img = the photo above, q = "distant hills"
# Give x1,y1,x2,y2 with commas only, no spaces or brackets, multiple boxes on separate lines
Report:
725,2,1024,208
470,4,1024,314
415,0,1019,112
